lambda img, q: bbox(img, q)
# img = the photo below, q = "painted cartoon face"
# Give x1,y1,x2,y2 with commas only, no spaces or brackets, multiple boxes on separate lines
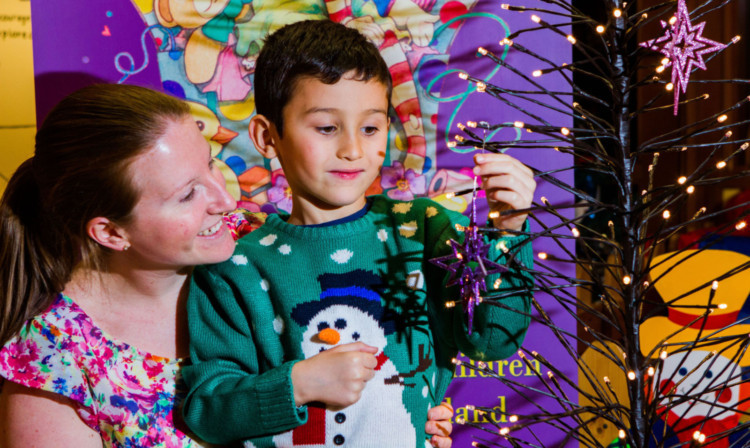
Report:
656,350,739,420
271,73,389,225
122,116,237,271
299,304,388,358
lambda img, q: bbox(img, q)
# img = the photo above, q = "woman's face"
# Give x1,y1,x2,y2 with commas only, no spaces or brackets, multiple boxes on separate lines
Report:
122,116,237,271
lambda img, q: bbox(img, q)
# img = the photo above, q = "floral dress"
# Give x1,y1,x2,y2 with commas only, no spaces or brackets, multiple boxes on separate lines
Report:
0,210,266,447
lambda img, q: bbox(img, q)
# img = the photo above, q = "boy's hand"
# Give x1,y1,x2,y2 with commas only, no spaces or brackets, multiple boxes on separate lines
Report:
426,402,453,448
291,342,378,408
474,153,536,231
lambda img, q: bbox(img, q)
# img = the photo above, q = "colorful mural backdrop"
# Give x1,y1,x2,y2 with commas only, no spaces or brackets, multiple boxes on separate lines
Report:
31,0,575,445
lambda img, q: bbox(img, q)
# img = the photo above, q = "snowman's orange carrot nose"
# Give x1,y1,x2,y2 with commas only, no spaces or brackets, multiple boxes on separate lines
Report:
319,328,340,345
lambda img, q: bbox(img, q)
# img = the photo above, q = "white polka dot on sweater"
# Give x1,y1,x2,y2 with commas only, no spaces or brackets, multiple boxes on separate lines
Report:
422,385,429,398
331,249,354,264
273,315,284,334
260,279,269,291
231,255,248,266
377,229,388,242
278,244,292,255
259,234,277,246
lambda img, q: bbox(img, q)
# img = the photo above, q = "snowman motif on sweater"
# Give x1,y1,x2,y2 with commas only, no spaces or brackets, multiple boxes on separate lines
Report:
272,269,418,447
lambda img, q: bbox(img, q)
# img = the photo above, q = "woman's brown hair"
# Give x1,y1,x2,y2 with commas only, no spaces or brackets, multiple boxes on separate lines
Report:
0,84,190,345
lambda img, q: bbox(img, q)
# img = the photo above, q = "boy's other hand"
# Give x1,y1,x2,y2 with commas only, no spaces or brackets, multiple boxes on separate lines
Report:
473,153,536,231
426,401,453,448
291,342,378,408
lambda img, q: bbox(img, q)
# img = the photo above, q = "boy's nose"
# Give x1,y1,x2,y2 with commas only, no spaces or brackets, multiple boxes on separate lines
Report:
337,134,364,160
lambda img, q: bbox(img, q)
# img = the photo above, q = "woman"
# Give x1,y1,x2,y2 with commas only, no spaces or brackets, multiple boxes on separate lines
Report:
0,84,452,447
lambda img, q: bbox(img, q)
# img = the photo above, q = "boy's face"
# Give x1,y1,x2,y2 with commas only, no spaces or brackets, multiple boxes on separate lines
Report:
272,73,389,225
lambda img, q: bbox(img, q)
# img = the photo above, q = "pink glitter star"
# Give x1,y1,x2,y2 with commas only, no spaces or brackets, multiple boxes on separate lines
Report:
640,0,727,115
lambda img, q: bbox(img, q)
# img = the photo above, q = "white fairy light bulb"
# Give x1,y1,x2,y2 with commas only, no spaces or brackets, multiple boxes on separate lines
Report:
623,275,632,285
500,427,510,436
596,25,605,33
737,221,747,231
458,72,469,80
718,115,728,123
619,429,626,439
663,210,671,219
712,280,719,290
647,366,655,376
514,121,525,128
666,83,674,91
538,252,548,260
571,227,580,237
561,127,570,136
627,371,636,380
716,161,727,169
669,16,677,25
533,70,543,77
677,176,687,184
567,35,576,44
614,9,622,18
531,15,541,23
477,47,488,56
686,185,695,194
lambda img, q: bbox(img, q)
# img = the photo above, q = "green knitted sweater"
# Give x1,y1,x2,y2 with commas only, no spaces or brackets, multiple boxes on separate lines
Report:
182,195,533,447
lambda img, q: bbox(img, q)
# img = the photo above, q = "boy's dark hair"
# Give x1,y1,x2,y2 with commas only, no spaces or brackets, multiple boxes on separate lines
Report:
254,19,392,136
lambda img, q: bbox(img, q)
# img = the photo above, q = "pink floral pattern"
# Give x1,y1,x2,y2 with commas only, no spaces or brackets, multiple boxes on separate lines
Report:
0,294,208,447
380,161,427,201
267,174,294,213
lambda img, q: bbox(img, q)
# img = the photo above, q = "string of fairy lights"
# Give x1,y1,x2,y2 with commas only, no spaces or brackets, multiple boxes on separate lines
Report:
430,0,750,446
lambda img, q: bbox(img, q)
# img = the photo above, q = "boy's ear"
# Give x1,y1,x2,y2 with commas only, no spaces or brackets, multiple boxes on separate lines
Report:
86,217,130,252
248,114,279,159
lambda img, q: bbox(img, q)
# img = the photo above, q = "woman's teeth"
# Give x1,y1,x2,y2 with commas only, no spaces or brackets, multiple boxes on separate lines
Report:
199,221,223,236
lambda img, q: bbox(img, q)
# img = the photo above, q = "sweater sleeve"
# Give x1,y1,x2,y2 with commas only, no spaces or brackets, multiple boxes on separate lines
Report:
428,209,534,362
181,262,306,444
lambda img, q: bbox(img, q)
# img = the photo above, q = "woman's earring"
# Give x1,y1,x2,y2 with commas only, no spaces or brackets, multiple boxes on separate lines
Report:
123,243,131,251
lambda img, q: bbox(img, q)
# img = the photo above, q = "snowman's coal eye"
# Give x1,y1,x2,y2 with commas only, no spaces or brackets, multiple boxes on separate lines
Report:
335,319,347,329
317,322,330,332
352,332,360,341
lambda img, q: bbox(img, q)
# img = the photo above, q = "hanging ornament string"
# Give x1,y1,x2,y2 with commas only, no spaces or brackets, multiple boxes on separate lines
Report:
639,0,728,115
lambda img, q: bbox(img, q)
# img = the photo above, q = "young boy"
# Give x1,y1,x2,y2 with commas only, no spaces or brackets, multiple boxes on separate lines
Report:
182,19,536,448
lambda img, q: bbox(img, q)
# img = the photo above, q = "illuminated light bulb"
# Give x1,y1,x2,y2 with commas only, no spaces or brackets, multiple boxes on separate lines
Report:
541,197,550,205
703,94,710,99
445,192,455,199
452,357,460,364
733,35,741,43
614,9,622,18
514,121,525,128
661,58,670,65
627,371,636,380
567,35,577,44
687,185,695,194
677,176,687,184
742,143,750,150
457,123,466,130
596,25,605,33
681,146,687,151
712,280,719,290
642,13,648,19
494,278,503,289
603,376,610,383
531,15,541,23
456,416,466,425
499,427,510,436
647,366,655,376
663,210,671,219
547,371,554,379
476,82,486,93
500,38,513,46
619,429,626,439
571,227,580,237
458,72,469,80
623,275,632,285
693,431,703,442
467,120,477,128
477,361,486,369
666,83,674,91
554,147,560,151
488,211,500,219
538,252,548,260
466,404,475,411
532,70,543,77
456,253,463,260
477,47,488,56
501,4,509,9
718,303,728,310
648,164,654,172
726,131,733,138
643,281,649,287
447,141,457,148
656,65,666,73
561,127,570,136
660,350,668,360
454,135,465,142
510,415,518,423
642,190,648,196
445,301,456,308
718,115,728,123
737,221,747,231
717,161,727,169
669,16,677,25
496,241,508,253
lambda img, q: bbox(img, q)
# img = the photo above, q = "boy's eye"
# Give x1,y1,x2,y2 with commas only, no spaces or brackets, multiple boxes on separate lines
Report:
180,188,196,203
317,126,337,135
361,126,380,136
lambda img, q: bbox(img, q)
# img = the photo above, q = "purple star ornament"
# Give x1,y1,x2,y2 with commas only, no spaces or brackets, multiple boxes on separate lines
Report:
639,0,727,115
430,182,507,334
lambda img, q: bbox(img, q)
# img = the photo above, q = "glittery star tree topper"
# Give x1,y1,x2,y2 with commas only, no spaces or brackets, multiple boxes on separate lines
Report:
640,0,728,115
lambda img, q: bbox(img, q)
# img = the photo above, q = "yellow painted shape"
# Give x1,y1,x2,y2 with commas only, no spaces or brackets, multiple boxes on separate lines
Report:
430,193,467,213
130,0,153,14
219,94,256,121
0,0,35,195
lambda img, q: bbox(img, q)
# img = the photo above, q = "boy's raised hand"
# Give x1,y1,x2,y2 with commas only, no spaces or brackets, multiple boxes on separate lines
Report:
473,153,536,232
291,342,378,408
